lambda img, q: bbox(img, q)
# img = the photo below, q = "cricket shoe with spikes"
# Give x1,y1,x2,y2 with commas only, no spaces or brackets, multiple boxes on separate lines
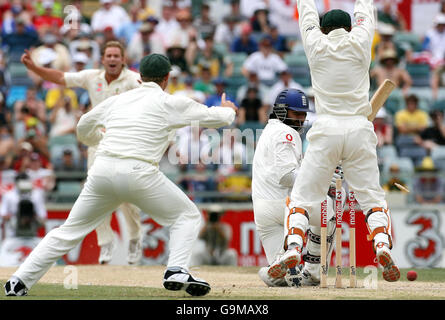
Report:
267,245,302,279
284,267,303,287
163,267,211,296
258,267,288,287
376,243,400,282
301,267,321,286
4,276,28,296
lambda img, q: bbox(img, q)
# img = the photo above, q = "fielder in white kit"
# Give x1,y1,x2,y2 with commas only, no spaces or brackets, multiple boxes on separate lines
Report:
252,88,339,287
20,41,143,265
270,0,400,282
4,53,237,297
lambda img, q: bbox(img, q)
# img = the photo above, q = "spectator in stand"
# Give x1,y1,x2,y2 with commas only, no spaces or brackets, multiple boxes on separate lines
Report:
417,110,445,154
193,3,216,40
193,64,215,96
238,85,268,125
431,57,445,101
1,17,38,58
127,22,165,68
174,76,206,103
268,0,300,38
374,23,412,64
32,0,63,34
205,77,236,109
373,108,393,148
224,0,248,22
265,69,303,112
242,35,287,86
166,42,189,74
370,49,412,95
218,164,251,202
91,0,130,33
156,2,181,48
14,87,46,125
250,5,271,34
214,16,241,52
0,93,12,126
68,34,101,70
413,157,444,204
230,22,258,56
422,13,445,64
166,65,186,95
377,0,406,31
48,90,80,139
0,172,47,239
178,161,216,204
188,33,233,78
1,2,35,36
0,125,14,158
115,5,143,45
236,71,269,105
13,141,51,173
395,94,429,136
170,8,196,51
26,152,55,194
268,24,289,57
31,32,72,72
54,149,81,172
102,26,119,44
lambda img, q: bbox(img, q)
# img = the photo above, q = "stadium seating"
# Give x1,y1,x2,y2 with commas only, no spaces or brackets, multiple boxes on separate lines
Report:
395,134,427,167
393,32,422,52
431,146,445,171
382,89,405,115
377,144,398,162
49,134,80,164
406,63,431,87
284,53,311,87
53,181,82,202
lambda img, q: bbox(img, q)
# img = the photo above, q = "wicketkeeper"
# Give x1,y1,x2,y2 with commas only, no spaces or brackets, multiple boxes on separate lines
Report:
4,53,237,297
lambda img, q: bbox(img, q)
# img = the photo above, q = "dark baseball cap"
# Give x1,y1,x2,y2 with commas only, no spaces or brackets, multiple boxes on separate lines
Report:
321,9,351,29
139,54,172,78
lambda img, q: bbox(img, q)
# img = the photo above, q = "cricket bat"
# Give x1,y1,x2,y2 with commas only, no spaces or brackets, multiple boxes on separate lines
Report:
367,79,396,121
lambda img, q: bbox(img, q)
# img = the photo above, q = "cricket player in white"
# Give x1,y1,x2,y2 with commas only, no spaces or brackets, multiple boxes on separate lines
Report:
253,88,339,287
272,0,400,283
5,53,237,297
20,41,144,265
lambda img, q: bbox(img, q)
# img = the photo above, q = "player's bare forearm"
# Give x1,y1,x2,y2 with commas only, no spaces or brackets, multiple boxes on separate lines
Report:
21,49,65,85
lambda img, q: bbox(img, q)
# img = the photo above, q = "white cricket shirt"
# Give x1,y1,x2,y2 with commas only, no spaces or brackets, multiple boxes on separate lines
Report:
76,82,236,165
252,119,302,201
64,67,141,108
297,0,375,118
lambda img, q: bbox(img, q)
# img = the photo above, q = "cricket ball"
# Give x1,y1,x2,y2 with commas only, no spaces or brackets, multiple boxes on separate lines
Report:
407,270,417,281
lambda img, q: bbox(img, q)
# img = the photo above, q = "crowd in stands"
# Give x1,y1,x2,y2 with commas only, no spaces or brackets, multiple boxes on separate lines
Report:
0,0,444,238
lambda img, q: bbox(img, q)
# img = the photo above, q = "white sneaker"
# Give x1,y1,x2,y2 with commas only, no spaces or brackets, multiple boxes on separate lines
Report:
127,237,142,265
163,267,210,296
99,241,114,264
267,246,302,279
284,267,303,287
376,242,400,282
4,276,27,296
301,267,321,286
258,267,288,287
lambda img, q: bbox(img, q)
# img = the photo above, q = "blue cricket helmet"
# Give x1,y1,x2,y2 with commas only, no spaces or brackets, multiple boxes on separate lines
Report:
273,88,311,132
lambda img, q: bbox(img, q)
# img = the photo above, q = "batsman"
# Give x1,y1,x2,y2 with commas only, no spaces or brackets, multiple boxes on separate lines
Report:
272,0,400,283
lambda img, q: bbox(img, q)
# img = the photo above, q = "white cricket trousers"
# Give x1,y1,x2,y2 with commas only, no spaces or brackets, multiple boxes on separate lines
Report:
289,115,387,231
14,156,202,289
253,198,287,265
88,146,141,245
